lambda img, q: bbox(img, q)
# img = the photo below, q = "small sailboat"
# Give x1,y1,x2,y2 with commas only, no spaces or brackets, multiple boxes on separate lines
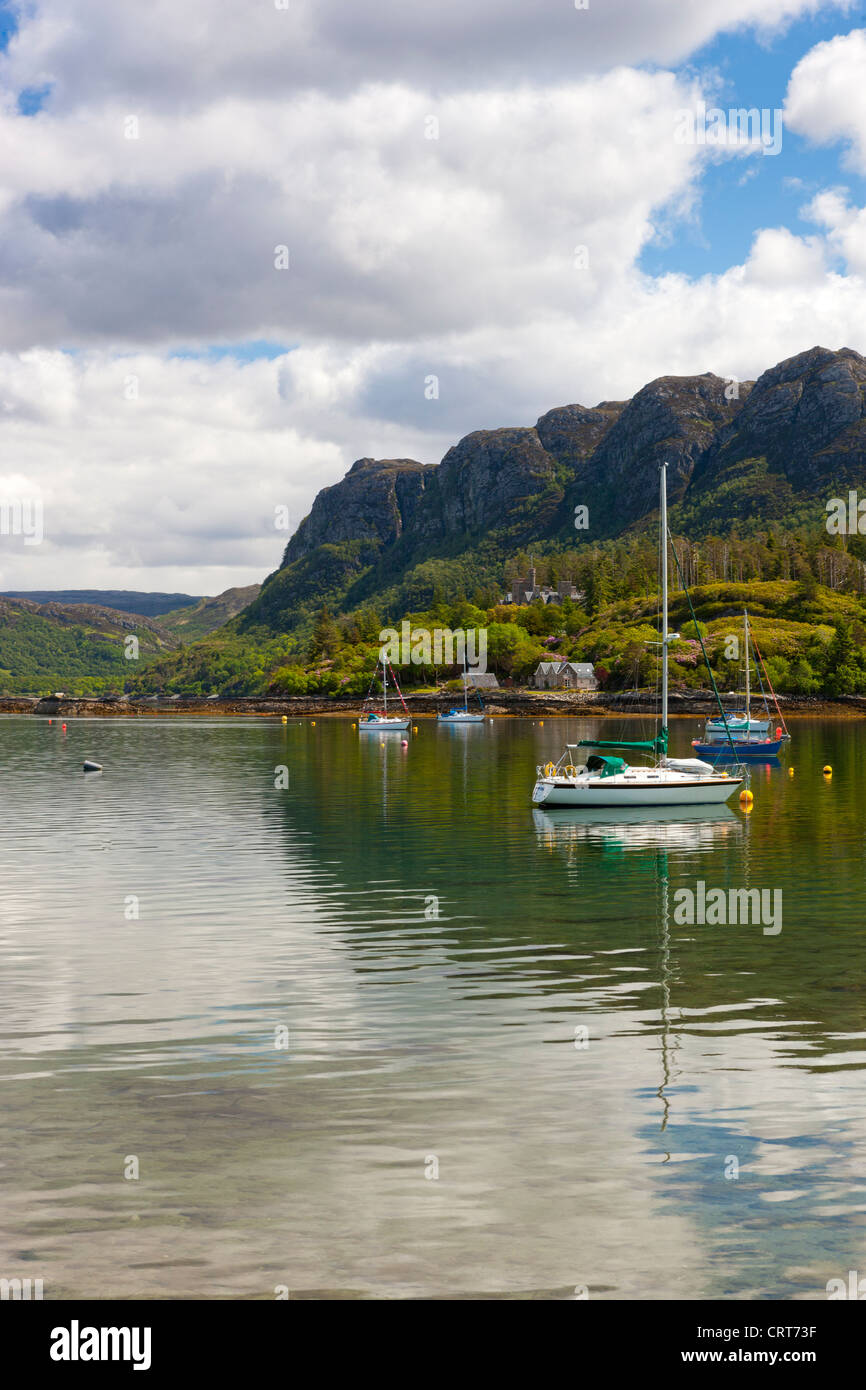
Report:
437,649,486,724
693,611,782,760
532,465,744,808
358,656,411,732
703,611,771,740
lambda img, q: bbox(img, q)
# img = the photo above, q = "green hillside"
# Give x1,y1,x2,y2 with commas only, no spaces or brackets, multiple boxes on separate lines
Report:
0,597,178,695
129,572,866,701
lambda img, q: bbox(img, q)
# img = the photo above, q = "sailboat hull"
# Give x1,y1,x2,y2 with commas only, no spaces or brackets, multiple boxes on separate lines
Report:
437,713,485,724
359,718,410,731
532,774,741,807
693,739,781,760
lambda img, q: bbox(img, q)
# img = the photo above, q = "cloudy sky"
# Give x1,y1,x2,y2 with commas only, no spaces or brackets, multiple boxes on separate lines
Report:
1,0,866,594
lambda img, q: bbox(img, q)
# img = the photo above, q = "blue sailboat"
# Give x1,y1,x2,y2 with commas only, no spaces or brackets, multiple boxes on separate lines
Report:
692,611,781,760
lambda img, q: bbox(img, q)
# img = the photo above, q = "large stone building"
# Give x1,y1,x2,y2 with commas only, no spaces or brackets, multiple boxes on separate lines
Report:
504,564,582,606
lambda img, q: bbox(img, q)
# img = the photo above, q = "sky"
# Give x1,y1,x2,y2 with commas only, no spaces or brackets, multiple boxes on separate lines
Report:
1,0,866,594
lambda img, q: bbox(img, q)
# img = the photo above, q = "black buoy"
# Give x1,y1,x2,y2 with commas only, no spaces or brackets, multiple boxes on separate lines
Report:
83,759,103,773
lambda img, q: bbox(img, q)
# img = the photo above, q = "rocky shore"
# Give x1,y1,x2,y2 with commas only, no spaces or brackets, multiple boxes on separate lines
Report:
2,690,865,719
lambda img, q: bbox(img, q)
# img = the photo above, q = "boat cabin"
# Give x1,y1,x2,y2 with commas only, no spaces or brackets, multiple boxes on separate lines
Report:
585,754,626,778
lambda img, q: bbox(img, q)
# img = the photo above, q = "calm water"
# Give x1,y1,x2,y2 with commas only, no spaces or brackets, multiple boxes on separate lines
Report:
1,713,865,1300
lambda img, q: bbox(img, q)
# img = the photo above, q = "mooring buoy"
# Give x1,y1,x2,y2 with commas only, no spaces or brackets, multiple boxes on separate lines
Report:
83,760,102,773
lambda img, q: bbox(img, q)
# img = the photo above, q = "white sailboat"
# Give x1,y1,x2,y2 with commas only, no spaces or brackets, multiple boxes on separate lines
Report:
358,657,411,732
531,464,745,808
437,648,486,724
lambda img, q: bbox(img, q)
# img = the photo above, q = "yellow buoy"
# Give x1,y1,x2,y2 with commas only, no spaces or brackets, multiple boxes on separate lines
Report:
539,720,544,726
823,764,832,775
739,789,753,804
281,715,287,724
380,741,385,747
311,720,316,726
788,767,794,777
352,722,356,728
413,726,418,733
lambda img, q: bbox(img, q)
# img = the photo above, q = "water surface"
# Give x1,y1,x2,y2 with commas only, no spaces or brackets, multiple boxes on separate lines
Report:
1,714,864,1299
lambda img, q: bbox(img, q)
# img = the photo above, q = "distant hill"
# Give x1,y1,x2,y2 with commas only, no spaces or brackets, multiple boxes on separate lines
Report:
1,590,201,617
0,595,181,695
158,585,261,640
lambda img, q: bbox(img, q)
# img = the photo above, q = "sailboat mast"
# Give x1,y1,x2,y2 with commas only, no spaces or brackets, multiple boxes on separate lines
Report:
744,609,750,721
383,658,387,713
660,463,669,740
463,646,468,712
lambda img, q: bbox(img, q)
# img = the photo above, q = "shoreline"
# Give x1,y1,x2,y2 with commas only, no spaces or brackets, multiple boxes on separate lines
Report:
2,691,865,719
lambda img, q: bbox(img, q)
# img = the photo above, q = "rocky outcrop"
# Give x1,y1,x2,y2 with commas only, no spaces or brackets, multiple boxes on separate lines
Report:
694,346,866,490
284,457,433,563
432,427,561,534
572,372,750,526
535,401,624,466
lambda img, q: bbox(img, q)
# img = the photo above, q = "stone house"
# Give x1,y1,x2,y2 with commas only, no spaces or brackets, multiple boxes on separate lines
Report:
533,660,599,691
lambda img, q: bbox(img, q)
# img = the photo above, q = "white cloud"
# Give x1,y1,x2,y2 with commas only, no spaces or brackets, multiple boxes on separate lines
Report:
0,73,707,350
1,0,851,108
785,27,866,172
0,1,863,592
802,188,866,273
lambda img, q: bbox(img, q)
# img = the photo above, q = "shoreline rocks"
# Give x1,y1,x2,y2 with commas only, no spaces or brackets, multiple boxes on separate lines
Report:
3,689,863,719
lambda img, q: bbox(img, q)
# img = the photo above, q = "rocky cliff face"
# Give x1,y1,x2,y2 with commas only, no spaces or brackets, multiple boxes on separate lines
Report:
432,427,561,534
284,458,434,563
694,346,866,489
261,346,866,626
573,372,751,525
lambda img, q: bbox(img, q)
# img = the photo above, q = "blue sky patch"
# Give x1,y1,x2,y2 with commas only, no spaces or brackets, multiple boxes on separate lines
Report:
169,341,294,363
17,83,52,116
640,6,866,278
0,2,17,51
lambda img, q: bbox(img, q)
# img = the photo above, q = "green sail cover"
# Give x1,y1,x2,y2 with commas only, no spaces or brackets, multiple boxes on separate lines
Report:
577,726,668,756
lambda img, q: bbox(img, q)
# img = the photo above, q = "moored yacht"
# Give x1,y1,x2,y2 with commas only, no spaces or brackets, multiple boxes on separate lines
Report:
531,464,745,809
358,657,411,732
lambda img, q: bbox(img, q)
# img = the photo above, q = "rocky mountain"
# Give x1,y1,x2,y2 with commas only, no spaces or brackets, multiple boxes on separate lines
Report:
240,345,866,633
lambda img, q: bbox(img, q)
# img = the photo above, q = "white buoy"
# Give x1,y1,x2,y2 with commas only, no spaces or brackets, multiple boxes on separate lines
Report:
83,759,102,772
